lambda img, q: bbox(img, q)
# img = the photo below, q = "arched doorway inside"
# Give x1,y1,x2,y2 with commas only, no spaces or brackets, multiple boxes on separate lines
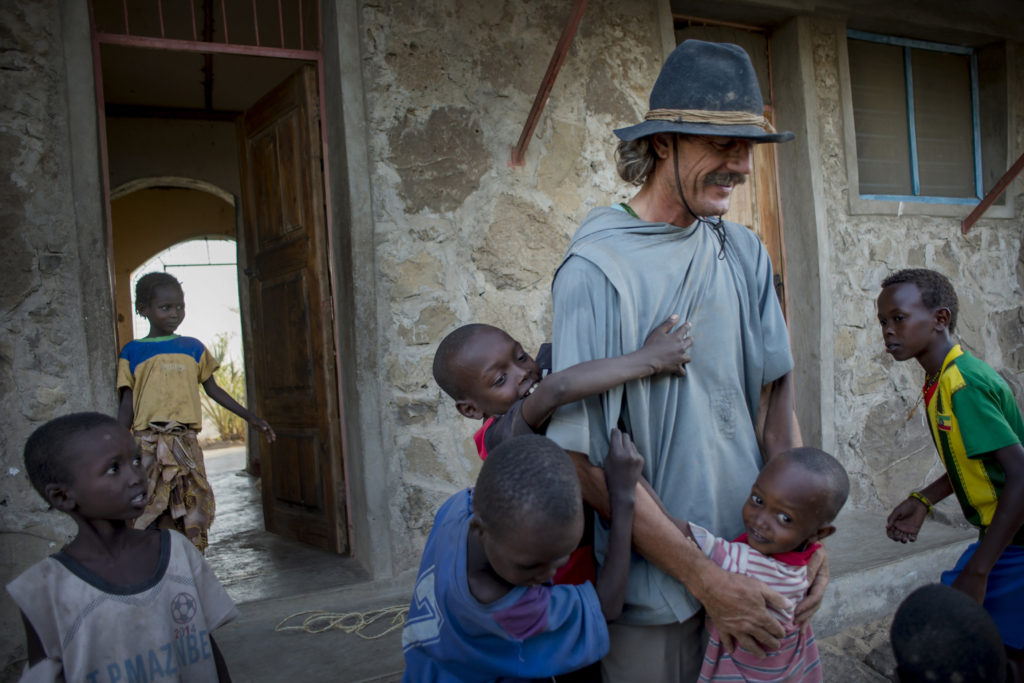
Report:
110,179,361,599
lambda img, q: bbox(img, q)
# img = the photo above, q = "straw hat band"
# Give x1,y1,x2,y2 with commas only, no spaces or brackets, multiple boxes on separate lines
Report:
643,108,778,133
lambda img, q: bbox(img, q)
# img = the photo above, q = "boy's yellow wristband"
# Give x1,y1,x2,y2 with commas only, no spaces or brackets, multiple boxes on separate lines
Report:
909,491,933,515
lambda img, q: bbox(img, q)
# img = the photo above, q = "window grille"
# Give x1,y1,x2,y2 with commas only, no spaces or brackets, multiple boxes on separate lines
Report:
847,30,981,205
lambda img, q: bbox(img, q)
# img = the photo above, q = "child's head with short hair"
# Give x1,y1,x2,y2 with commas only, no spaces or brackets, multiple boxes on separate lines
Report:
134,272,185,337
433,324,541,420
742,447,849,556
891,583,1008,682
878,269,958,366
24,412,146,521
880,268,959,333
470,434,583,586
134,271,183,311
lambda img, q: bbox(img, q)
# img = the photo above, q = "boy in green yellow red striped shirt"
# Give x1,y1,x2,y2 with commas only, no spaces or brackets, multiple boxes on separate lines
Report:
877,268,1024,679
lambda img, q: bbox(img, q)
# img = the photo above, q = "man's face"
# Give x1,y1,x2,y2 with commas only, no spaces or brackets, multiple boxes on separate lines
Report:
664,135,753,220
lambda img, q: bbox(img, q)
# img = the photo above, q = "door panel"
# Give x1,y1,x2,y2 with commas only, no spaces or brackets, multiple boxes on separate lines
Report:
237,64,348,553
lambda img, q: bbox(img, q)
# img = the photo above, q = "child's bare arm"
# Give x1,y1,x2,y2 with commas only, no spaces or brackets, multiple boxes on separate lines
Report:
21,612,45,666
569,449,789,655
210,634,232,682
596,429,643,621
201,377,277,442
886,474,954,543
118,388,134,430
520,316,692,429
950,443,1024,603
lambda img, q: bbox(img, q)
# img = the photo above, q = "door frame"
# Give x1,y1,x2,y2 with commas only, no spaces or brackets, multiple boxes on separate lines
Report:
88,0,360,558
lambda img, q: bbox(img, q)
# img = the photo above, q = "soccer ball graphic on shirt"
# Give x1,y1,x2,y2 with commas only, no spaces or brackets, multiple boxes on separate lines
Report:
171,592,198,624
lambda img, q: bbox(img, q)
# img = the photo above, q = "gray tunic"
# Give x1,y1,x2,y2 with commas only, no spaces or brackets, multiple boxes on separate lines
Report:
546,205,793,625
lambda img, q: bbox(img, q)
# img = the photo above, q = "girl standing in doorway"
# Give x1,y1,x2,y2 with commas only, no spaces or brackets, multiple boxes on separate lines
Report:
118,271,276,552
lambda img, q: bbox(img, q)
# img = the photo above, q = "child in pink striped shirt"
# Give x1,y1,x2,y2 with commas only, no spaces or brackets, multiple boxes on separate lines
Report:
689,447,849,683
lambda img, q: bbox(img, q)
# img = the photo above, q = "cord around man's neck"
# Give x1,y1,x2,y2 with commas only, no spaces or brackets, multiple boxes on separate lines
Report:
671,135,727,260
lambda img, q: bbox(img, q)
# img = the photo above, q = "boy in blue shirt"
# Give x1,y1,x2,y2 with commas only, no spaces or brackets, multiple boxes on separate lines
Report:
878,268,1024,677
401,431,641,681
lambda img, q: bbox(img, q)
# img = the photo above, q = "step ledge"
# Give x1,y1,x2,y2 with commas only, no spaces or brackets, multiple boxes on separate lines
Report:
812,507,975,637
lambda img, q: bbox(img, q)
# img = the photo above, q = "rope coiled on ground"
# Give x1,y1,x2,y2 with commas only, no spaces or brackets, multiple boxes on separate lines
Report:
275,605,409,640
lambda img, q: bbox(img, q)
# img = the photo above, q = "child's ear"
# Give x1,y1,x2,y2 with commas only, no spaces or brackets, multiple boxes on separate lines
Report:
456,399,484,421
933,306,952,331
807,524,836,544
469,517,486,539
44,483,76,513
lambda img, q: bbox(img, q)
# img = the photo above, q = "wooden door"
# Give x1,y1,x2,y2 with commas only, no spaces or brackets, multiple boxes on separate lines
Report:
237,65,348,553
675,25,788,312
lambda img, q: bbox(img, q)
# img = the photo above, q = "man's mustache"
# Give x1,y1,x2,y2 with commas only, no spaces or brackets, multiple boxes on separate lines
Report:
703,173,747,187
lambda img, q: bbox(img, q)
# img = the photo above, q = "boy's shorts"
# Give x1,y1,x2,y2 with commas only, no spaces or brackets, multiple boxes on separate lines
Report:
942,541,1024,649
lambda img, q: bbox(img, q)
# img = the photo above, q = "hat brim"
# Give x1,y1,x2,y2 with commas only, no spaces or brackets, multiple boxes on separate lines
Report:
614,119,795,143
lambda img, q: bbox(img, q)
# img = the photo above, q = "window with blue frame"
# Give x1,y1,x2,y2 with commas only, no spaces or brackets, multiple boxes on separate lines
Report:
847,30,981,205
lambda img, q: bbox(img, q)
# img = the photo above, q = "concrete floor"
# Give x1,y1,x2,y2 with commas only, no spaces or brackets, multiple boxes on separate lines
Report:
201,445,975,683
204,445,371,603
203,445,410,682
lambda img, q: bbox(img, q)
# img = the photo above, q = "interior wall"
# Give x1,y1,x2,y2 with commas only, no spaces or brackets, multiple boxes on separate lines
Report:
106,118,241,198
111,187,236,345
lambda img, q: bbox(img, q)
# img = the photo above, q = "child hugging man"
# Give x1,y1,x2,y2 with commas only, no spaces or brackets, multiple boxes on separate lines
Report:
670,446,848,682
7,412,238,681
433,317,689,591
401,431,642,681
433,317,690,460
878,268,1024,677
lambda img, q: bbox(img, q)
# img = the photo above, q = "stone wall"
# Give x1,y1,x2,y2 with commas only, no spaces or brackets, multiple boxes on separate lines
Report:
808,21,1024,518
0,0,114,676
360,0,667,569
362,3,1024,570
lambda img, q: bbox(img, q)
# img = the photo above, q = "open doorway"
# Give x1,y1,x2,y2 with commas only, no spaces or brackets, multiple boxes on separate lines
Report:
95,0,360,598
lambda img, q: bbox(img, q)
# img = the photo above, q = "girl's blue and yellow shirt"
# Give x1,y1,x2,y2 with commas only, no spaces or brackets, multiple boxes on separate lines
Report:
117,335,219,432
926,344,1024,547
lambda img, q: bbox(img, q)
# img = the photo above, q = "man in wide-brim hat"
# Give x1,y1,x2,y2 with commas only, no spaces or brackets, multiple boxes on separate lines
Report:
545,39,822,682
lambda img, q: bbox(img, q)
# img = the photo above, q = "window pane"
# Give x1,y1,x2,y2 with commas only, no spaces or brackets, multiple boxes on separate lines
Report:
849,40,911,195
912,49,976,197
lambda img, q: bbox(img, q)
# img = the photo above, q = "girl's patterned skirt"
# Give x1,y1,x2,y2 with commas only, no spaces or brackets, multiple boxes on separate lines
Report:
130,422,215,552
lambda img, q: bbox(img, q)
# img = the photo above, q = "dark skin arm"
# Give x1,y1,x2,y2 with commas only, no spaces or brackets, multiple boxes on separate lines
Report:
520,317,691,429
569,450,789,656
211,634,232,682
201,377,277,442
22,612,45,666
118,387,134,430
888,448,1024,602
887,473,954,543
596,429,643,621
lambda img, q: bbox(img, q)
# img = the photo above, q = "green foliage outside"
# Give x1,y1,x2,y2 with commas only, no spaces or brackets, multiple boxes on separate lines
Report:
201,333,248,442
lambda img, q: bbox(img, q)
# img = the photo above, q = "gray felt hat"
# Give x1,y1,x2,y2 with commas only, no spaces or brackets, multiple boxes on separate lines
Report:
614,39,795,143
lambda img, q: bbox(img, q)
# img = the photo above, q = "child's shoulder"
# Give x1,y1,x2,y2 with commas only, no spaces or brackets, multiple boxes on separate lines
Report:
119,335,208,362
947,349,1013,398
6,554,62,594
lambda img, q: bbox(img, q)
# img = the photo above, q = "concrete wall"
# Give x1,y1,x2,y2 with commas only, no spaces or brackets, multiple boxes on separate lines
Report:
106,118,241,198
0,0,114,676
805,20,1023,518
